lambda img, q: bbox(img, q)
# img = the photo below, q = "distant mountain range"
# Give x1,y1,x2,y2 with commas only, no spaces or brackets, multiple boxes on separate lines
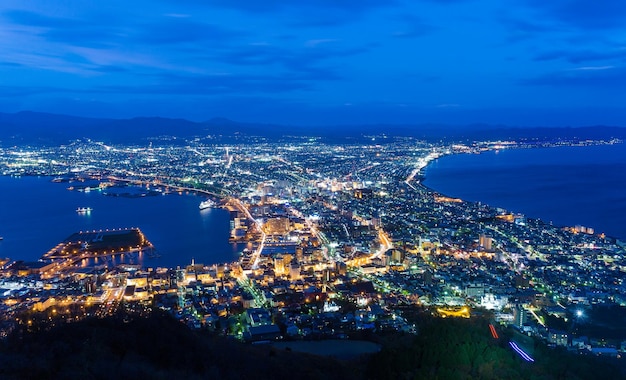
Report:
1,111,625,145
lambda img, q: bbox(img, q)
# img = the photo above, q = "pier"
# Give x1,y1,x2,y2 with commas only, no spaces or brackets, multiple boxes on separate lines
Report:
40,228,155,278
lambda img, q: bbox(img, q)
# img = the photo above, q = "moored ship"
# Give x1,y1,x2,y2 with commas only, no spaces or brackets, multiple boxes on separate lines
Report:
199,199,215,210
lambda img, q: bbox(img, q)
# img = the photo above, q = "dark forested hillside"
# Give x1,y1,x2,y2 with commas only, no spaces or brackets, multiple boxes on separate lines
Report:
0,311,362,380
1,309,624,380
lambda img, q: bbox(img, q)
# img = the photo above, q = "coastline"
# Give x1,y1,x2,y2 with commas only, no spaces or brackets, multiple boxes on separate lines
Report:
0,175,240,267
418,141,626,241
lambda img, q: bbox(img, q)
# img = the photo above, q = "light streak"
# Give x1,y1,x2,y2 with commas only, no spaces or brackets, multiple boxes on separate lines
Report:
509,341,534,362
489,323,499,339
528,308,546,327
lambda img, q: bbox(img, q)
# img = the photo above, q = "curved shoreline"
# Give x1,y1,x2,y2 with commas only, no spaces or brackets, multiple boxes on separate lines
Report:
415,142,626,240
0,175,240,266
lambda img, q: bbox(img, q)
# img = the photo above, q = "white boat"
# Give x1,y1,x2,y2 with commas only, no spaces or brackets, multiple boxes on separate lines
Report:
76,207,92,214
199,199,215,210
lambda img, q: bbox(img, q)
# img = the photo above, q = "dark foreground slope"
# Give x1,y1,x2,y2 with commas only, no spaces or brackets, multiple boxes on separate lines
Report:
368,311,625,380
1,309,624,380
0,311,363,380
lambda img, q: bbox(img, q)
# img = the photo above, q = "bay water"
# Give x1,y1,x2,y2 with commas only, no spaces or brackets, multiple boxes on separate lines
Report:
0,176,241,267
423,143,626,240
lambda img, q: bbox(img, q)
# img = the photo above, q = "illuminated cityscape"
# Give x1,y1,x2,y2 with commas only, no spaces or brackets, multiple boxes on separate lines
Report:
2,0,626,377
1,135,625,364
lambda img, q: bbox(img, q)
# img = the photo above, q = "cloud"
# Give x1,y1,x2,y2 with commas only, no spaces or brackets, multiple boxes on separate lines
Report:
133,19,246,45
522,0,626,30
533,49,626,64
0,72,314,99
391,14,436,38
573,65,615,71
2,9,124,50
0,85,68,97
1,6,369,93
164,13,190,18
522,66,626,87
305,39,338,47
171,0,395,13
0,61,24,68
3,9,83,28
1,8,252,77
59,70,315,96
4,9,245,48
209,41,374,81
43,28,127,49
497,14,559,42
159,0,398,27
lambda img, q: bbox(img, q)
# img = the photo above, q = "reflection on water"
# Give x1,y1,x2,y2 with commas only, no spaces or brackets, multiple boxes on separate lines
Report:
0,176,243,268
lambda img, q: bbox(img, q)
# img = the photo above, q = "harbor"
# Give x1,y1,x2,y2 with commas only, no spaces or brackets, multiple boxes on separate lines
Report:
0,176,241,268
36,228,155,278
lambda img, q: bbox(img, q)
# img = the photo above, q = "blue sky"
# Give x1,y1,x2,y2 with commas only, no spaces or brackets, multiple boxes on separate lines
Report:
1,0,625,126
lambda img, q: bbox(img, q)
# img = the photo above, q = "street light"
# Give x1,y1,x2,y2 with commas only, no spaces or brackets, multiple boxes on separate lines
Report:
576,309,583,318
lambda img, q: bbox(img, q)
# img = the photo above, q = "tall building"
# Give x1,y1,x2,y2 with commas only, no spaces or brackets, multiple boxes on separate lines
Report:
465,284,485,299
391,249,405,263
479,234,493,251
264,217,290,234
513,304,527,328
274,254,285,275
289,261,301,281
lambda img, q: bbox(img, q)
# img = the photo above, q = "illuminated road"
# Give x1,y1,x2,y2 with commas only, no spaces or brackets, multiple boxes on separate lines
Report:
289,206,338,262
252,232,266,269
371,229,393,259
95,286,124,318
528,307,546,327
485,225,546,262
228,198,266,269
227,197,268,308
236,275,267,308
310,222,337,262
405,151,440,188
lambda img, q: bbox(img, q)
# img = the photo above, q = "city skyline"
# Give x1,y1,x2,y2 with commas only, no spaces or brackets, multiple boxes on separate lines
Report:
2,0,626,126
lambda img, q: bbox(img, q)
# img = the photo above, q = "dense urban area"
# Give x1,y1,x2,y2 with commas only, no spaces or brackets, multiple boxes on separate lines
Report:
1,134,626,377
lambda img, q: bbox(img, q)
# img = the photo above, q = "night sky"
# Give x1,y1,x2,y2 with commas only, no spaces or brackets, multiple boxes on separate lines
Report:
1,0,625,126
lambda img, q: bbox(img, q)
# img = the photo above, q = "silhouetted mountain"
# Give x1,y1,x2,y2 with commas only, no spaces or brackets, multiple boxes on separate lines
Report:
0,111,103,144
203,117,289,137
0,112,207,145
204,117,239,125
1,111,625,145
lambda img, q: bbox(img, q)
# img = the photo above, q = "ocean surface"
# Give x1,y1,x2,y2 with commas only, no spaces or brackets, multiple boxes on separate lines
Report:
0,176,241,267
423,143,626,240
